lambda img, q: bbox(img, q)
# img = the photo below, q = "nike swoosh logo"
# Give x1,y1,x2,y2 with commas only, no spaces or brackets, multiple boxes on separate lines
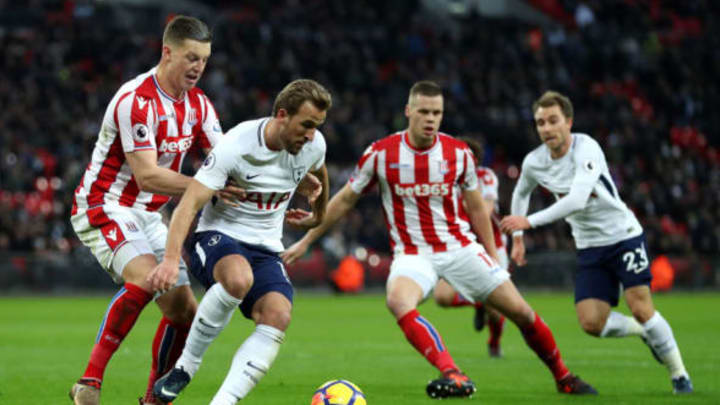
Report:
246,174,260,180
198,317,215,328
161,387,177,397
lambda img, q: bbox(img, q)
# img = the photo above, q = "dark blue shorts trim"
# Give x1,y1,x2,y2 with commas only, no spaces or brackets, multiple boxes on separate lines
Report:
575,233,652,307
188,231,294,319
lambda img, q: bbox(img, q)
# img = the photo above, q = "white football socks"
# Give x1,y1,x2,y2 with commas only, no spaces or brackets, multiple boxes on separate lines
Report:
210,324,285,405
642,311,689,379
600,311,645,337
175,283,242,377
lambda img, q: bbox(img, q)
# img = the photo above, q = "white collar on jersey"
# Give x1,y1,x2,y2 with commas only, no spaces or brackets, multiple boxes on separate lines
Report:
402,130,440,155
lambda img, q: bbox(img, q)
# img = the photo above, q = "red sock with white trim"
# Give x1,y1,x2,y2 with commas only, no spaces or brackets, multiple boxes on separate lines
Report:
81,283,153,384
520,312,569,381
143,316,191,403
398,309,458,373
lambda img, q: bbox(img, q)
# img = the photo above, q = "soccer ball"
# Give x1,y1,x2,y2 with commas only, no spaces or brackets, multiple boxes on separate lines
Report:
311,379,367,405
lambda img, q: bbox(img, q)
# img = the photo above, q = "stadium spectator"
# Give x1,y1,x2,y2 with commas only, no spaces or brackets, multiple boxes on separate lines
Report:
0,1,718,281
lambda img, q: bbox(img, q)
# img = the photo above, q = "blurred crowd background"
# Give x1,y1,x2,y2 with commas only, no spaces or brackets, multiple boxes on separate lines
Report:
1,0,718,290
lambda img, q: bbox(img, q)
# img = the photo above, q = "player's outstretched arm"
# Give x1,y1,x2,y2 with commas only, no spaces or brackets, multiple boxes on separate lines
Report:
147,179,215,291
281,183,361,265
463,188,499,262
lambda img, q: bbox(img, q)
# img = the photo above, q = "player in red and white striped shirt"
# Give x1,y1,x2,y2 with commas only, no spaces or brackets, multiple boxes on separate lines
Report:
283,81,596,398
69,16,241,405
433,137,509,358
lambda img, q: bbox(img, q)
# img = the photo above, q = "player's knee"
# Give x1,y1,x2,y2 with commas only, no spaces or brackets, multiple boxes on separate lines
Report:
433,290,453,307
215,266,253,299
256,306,292,331
494,295,533,326
507,305,534,327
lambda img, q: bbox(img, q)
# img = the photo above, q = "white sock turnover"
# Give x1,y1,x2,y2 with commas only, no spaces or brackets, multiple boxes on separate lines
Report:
600,311,644,337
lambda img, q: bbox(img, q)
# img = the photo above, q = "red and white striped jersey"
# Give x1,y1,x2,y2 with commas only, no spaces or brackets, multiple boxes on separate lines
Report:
348,131,480,255
72,67,222,213
477,166,507,249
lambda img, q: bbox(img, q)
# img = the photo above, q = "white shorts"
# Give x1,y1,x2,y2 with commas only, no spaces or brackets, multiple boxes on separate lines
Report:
387,242,510,303
497,246,509,271
71,205,189,285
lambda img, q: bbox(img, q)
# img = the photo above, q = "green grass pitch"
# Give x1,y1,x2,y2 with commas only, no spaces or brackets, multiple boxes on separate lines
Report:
0,291,718,404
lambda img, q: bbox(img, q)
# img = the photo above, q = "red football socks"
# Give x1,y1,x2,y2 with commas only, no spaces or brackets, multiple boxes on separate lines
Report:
520,312,569,381
143,316,191,402
398,309,458,373
81,283,153,383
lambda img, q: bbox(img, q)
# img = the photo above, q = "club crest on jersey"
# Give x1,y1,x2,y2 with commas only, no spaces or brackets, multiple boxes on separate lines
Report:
438,160,449,175
187,108,198,126
132,123,149,143
208,234,222,246
583,159,597,173
203,153,216,170
292,166,306,184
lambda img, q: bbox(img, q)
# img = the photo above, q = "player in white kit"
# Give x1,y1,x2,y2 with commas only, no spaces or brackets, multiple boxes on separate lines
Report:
500,90,693,394
433,137,509,358
283,81,596,398
148,79,332,405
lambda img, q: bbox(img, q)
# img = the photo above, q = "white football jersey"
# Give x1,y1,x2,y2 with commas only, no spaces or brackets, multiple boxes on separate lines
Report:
193,118,326,252
511,133,642,249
